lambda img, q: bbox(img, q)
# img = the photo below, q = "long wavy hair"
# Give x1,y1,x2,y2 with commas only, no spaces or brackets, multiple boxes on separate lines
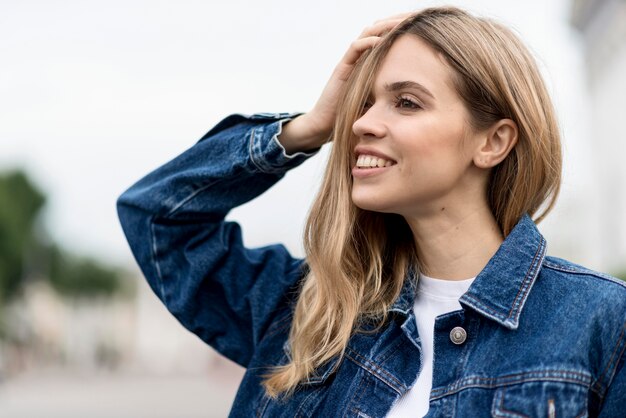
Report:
261,6,562,399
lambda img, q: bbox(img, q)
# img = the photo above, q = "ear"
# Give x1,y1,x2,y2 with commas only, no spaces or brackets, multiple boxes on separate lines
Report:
473,119,518,169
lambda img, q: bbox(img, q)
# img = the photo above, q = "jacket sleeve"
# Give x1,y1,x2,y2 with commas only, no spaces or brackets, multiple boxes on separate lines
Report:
116,112,320,367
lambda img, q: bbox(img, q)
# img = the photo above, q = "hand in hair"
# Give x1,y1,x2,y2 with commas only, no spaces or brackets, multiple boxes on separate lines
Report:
277,11,415,155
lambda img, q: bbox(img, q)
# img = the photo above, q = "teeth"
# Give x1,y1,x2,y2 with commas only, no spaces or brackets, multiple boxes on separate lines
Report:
356,154,394,168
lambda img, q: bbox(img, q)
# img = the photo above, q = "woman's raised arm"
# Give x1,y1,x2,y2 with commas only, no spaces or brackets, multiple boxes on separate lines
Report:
116,112,318,367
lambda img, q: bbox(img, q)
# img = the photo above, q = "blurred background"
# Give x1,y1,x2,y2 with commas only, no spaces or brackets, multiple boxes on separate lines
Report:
0,0,624,416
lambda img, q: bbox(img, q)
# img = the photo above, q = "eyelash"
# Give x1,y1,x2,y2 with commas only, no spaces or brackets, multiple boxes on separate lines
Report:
394,95,421,109
363,95,421,112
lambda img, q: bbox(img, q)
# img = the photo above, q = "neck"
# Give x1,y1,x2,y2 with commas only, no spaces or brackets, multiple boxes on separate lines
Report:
405,205,503,281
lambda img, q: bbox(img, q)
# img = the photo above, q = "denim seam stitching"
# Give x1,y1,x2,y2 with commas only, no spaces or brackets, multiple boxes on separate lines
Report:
249,128,270,173
354,375,372,408
492,389,529,418
542,261,626,289
347,349,403,389
249,124,293,174
348,374,373,417
431,375,591,400
461,237,545,328
343,374,369,418
507,236,546,323
430,369,592,400
305,359,339,385
574,409,587,418
592,320,626,399
461,294,507,325
294,386,325,418
345,348,404,394
149,216,166,300
153,179,228,304
256,392,271,418
162,177,224,218
352,410,373,418
153,178,228,307
375,337,404,365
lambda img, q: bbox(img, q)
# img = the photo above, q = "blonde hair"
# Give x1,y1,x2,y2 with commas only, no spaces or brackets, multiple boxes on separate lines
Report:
262,6,561,399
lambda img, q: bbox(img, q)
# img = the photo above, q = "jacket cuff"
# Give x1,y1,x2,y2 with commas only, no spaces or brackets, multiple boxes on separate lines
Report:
248,112,322,174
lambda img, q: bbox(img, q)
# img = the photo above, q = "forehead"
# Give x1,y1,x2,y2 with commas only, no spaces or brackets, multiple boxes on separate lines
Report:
372,34,457,100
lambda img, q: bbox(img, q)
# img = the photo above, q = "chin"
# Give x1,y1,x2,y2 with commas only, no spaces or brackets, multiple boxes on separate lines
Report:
351,193,395,214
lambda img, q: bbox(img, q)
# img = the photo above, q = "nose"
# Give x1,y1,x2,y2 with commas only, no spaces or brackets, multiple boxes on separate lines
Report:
352,103,387,140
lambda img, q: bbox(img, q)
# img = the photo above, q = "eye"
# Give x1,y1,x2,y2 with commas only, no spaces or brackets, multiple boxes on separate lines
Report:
394,95,421,110
360,95,421,115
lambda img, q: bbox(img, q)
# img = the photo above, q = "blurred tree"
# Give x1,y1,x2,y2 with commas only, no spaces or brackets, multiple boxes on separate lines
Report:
0,170,45,302
0,169,127,303
48,244,124,297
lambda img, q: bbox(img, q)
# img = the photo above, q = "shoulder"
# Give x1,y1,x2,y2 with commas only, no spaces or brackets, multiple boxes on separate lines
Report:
538,255,626,312
542,255,626,289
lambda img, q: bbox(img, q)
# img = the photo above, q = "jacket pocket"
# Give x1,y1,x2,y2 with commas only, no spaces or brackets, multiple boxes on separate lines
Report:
491,381,588,418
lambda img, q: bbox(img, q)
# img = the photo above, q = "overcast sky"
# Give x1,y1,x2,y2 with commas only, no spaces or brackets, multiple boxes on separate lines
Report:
0,0,591,268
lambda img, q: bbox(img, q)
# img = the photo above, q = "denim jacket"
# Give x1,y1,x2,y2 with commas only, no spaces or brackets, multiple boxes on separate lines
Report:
117,112,626,417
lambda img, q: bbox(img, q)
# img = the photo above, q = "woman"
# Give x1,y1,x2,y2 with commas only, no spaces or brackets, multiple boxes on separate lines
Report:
117,7,625,417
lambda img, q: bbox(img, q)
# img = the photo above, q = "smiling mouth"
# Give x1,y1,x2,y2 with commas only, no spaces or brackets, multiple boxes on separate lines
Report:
355,154,396,169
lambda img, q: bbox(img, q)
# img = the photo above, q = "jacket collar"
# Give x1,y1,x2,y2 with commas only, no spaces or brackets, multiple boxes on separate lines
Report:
459,214,547,329
389,214,547,330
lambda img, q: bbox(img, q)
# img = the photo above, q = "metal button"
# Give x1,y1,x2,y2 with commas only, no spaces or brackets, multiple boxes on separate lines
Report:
450,326,467,345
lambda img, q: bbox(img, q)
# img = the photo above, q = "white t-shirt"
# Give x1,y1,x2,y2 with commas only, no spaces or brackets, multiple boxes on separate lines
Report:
385,272,475,418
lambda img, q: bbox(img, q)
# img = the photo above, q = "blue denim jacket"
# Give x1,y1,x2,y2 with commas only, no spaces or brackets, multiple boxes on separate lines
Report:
117,112,626,417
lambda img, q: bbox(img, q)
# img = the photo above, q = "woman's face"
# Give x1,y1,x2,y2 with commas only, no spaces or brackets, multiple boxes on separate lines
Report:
351,34,486,218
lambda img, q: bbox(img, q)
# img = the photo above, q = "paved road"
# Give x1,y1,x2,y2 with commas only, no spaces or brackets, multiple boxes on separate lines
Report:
0,369,245,418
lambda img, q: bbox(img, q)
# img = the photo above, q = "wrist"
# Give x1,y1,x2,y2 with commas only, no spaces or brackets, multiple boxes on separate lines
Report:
279,113,330,154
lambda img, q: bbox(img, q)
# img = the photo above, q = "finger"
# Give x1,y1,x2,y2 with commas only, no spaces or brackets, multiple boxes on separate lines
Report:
341,36,381,67
372,11,416,24
358,16,410,38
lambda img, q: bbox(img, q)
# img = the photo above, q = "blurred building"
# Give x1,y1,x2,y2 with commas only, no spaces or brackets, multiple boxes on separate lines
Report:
571,0,626,273
1,274,235,378
0,275,244,417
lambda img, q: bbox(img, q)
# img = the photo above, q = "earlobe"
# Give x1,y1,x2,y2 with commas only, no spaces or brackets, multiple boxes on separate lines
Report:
474,119,518,168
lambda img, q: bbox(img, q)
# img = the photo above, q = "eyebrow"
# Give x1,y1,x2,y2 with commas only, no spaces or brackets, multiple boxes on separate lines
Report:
383,80,435,99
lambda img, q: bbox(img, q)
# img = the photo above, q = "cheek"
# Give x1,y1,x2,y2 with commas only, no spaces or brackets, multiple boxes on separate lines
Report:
401,140,467,185
395,117,468,172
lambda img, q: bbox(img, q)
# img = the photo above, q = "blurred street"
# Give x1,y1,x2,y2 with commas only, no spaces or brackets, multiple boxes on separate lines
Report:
0,367,244,418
